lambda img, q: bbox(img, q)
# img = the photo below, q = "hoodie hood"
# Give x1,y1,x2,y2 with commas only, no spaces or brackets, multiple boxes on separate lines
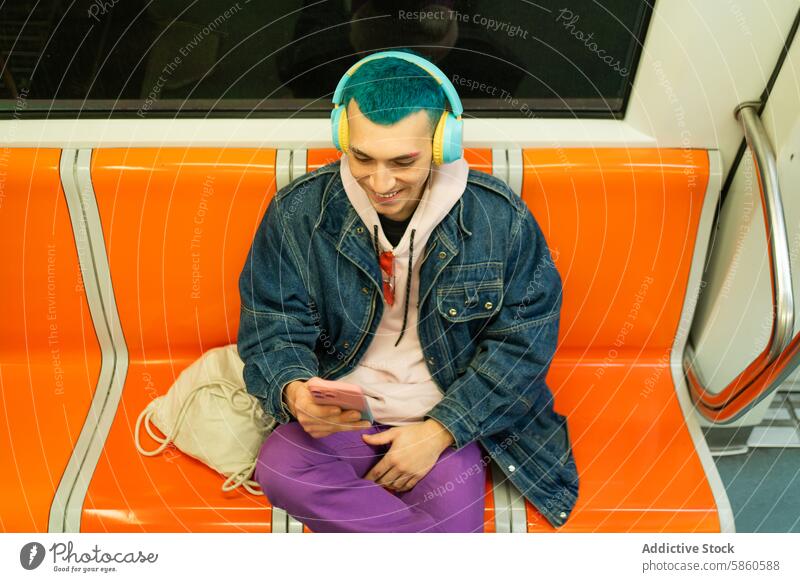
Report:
340,153,469,344
340,153,469,255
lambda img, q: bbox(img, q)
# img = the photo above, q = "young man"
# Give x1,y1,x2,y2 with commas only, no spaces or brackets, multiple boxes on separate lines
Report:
238,51,578,533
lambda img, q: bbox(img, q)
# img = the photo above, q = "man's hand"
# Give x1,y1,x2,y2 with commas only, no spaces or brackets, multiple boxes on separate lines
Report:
361,419,455,493
283,380,371,438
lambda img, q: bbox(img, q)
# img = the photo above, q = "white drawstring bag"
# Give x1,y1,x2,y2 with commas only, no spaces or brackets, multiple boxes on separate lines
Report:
134,344,275,495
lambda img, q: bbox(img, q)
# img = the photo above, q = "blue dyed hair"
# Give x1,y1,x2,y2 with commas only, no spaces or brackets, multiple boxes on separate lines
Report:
340,50,447,134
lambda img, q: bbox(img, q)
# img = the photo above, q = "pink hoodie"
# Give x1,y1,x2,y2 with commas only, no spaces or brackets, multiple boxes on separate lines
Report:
337,154,469,425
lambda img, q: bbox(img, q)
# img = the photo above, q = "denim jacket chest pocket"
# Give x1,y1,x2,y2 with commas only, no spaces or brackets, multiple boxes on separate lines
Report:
433,261,504,374
436,279,504,322
435,260,504,318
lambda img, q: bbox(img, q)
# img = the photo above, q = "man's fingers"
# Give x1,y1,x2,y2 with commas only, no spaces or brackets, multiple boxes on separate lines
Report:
337,410,363,423
376,466,403,488
330,420,372,435
299,411,370,439
299,401,341,419
317,403,342,417
325,408,365,428
340,420,372,433
408,474,424,489
391,474,413,491
365,457,392,482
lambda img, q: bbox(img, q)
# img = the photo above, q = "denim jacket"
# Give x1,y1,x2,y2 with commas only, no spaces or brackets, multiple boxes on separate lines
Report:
238,159,579,528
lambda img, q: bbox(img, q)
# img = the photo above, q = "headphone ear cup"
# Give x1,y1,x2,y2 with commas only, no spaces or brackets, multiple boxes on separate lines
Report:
339,106,350,154
331,105,350,153
440,113,463,164
331,106,342,151
432,111,448,166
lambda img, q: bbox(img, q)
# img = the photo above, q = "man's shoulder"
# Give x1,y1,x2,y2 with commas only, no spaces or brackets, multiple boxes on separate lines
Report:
273,159,341,207
462,168,527,238
460,168,533,246
464,168,526,214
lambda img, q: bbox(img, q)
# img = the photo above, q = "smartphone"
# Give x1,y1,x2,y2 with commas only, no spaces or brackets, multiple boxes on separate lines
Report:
306,377,374,423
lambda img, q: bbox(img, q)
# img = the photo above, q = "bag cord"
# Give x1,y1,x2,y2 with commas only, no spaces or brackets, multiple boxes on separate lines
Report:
134,376,270,496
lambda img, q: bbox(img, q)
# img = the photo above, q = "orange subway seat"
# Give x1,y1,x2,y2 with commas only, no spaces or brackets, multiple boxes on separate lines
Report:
525,148,706,351
80,147,499,532
520,149,718,531
0,149,101,532
482,468,497,533
38,145,719,533
82,148,277,532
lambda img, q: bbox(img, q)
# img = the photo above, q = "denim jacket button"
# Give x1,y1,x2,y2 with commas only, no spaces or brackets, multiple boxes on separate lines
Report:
448,308,457,316
559,511,567,519
484,301,493,310
438,251,447,259
356,226,364,234
343,341,350,349
508,464,515,472
427,356,435,364
361,287,369,294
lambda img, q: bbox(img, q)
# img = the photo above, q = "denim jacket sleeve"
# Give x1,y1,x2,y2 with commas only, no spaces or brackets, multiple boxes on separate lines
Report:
424,204,563,450
237,194,320,424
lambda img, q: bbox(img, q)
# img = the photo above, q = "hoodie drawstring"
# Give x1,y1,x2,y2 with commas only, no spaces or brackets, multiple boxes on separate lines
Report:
372,224,416,346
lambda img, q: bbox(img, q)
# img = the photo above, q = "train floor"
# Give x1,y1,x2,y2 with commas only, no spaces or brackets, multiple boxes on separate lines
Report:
711,390,800,533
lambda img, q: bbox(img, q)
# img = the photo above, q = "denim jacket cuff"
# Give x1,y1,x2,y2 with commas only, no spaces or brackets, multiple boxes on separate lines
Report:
424,396,480,450
279,375,311,422
267,364,317,424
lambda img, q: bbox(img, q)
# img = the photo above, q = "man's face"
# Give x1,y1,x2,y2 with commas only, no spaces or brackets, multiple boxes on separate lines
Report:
345,98,434,222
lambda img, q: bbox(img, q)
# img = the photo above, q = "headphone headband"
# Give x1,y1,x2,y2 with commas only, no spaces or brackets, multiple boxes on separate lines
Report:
331,50,463,117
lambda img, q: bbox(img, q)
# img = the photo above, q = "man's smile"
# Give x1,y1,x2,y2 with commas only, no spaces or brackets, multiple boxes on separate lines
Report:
371,188,404,202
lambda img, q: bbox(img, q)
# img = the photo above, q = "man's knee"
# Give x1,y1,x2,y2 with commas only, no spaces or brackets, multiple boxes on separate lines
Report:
440,442,484,471
254,422,307,500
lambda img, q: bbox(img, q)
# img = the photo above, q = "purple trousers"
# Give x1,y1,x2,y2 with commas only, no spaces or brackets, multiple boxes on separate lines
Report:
254,421,486,533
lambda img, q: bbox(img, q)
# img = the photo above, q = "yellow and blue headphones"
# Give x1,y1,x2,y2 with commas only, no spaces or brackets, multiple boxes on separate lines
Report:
331,50,464,166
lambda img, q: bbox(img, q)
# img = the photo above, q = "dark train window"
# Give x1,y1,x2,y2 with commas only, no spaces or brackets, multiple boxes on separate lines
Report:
0,1,653,119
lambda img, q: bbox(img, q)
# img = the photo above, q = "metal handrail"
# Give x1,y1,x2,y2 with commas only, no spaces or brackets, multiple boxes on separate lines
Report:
683,101,796,423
